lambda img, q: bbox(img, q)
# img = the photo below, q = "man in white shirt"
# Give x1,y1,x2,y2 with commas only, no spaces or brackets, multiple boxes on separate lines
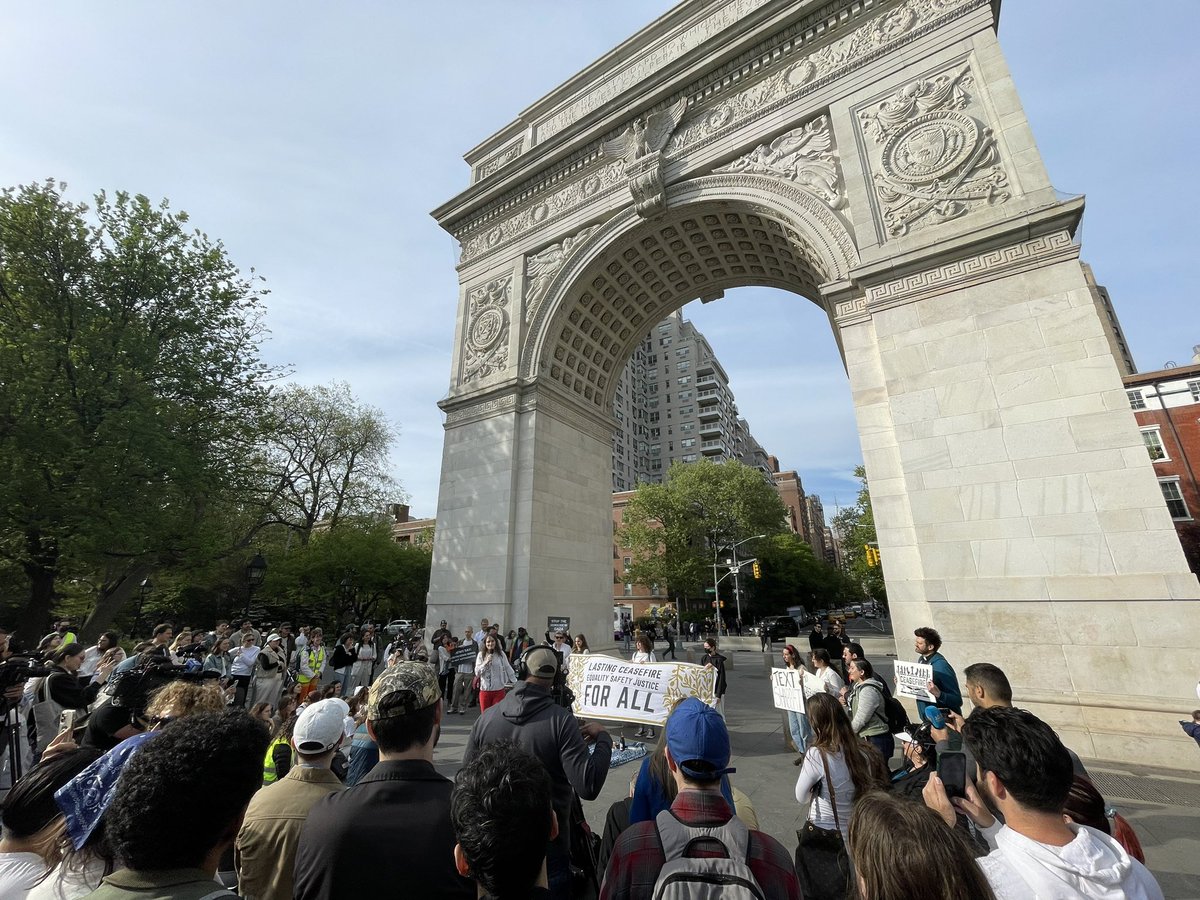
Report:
924,706,1163,900
551,631,571,673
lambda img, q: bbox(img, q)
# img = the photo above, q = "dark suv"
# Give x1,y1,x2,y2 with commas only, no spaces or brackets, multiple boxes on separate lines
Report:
758,615,801,642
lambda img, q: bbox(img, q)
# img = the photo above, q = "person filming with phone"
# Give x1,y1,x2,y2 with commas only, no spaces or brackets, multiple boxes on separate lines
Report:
923,707,1164,899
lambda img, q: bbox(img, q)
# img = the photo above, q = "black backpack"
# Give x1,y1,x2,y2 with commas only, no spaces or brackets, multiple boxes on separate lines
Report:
883,693,910,734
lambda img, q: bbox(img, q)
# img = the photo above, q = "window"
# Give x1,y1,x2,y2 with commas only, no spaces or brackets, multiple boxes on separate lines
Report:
1159,478,1191,520
678,390,692,401
678,376,691,386
682,453,698,462
680,438,696,448
1127,390,1145,410
675,347,690,358
660,337,672,347
679,405,693,416
624,583,633,596
623,556,631,571
1141,427,1167,461
677,361,690,372
680,423,694,433
1190,380,1200,402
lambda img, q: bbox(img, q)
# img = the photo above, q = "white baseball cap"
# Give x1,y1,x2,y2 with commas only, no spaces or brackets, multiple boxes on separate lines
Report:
293,698,350,754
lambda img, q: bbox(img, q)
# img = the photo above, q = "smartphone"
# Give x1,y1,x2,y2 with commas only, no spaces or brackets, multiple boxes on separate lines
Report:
938,750,967,800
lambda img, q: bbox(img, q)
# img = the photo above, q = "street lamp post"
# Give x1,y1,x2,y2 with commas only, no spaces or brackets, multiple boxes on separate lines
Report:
723,534,766,633
245,552,267,619
340,571,358,630
134,578,153,637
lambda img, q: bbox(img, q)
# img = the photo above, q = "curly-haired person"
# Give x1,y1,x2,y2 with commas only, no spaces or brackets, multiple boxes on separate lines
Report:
86,711,270,900
452,741,556,900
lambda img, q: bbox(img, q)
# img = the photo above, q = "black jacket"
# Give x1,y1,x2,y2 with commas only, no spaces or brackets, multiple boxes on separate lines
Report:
705,652,728,697
464,681,612,860
294,759,472,900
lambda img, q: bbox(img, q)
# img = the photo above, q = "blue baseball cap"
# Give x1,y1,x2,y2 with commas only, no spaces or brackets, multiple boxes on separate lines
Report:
666,698,736,781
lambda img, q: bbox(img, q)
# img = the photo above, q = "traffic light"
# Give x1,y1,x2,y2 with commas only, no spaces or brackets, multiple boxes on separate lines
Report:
864,544,881,567
751,560,762,579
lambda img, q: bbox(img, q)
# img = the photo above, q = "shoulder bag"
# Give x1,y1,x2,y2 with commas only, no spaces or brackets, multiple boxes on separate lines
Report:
794,750,851,900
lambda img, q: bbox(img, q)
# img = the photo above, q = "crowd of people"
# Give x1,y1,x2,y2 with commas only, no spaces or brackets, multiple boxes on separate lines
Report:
0,614,1174,900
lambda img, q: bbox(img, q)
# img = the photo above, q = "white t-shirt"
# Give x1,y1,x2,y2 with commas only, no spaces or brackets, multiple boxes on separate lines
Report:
794,747,856,839
230,645,261,676
632,650,656,664
0,851,48,900
25,856,106,900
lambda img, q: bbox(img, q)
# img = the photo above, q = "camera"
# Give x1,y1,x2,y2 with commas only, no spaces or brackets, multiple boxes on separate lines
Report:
0,656,52,697
108,656,220,716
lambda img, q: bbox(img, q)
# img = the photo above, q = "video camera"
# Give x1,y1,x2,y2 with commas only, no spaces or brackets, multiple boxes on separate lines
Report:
107,656,220,717
0,656,52,709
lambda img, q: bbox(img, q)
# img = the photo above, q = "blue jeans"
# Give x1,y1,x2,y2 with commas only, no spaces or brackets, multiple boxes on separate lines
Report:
788,710,812,753
867,732,895,765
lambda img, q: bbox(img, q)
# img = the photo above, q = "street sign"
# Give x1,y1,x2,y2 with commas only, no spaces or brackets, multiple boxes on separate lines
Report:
704,588,716,594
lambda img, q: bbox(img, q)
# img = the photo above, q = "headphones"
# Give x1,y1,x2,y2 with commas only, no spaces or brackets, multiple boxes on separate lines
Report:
513,643,560,681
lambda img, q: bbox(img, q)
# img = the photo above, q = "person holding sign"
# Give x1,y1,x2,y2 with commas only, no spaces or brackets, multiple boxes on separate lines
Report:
449,628,478,714
911,628,962,723
630,635,657,739
844,658,894,764
780,645,811,762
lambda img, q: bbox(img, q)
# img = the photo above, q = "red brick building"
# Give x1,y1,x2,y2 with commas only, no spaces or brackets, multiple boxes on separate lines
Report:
1124,360,1200,572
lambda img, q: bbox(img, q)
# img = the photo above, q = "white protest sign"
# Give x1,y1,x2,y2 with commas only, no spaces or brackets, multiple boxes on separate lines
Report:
567,654,717,725
894,661,935,701
770,667,806,713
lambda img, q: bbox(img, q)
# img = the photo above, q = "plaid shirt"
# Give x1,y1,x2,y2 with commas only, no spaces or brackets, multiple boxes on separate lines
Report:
599,789,800,900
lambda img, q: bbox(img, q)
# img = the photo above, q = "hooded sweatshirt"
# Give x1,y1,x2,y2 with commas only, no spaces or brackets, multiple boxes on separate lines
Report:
463,681,612,859
978,821,1163,900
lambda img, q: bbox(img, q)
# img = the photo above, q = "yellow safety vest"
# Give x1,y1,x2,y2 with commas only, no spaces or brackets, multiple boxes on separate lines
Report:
297,646,325,684
263,735,290,785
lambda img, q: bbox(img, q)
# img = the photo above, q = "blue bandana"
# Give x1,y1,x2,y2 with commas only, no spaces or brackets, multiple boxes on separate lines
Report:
55,731,158,850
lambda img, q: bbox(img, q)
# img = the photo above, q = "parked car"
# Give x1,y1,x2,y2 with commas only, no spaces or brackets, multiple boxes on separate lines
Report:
386,619,415,636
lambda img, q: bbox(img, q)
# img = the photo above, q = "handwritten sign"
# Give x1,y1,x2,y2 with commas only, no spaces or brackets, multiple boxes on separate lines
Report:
894,661,935,701
770,667,806,713
567,654,716,725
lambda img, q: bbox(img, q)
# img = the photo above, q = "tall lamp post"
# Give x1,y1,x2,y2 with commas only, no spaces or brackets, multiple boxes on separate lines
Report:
245,552,267,619
134,577,153,637
340,571,358,630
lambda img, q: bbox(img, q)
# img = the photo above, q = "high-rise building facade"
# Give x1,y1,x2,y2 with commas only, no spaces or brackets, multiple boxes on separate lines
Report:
610,309,774,489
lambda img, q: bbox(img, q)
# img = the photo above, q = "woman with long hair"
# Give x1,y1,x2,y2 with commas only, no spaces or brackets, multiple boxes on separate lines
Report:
630,635,657,739
474,633,515,712
27,645,115,758
167,630,194,666
795,693,885,838
781,644,810,764
202,637,233,680
1063,774,1146,863
849,791,996,900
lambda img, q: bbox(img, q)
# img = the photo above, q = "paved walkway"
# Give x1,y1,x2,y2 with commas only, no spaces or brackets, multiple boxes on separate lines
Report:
433,641,1200,899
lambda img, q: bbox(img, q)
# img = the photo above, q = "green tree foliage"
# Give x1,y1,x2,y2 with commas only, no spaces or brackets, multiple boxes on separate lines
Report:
258,381,399,544
749,532,863,618
262,524,430,630
618,459,787,601
0,181,279,640
832,465,886,603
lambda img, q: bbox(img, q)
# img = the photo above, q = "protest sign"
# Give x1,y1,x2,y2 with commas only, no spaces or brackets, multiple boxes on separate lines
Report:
568,654,716,725
893,661,934,701
547,616,571,636
449,644,477,666
770,667,805,713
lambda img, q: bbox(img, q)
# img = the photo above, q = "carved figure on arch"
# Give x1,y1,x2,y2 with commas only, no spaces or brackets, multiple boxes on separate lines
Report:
713,115,845,209
462,276,512,382
601,97,689,164
524,224,601,324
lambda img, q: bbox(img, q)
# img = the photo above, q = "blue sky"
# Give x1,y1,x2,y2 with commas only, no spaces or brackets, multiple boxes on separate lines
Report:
2,2,1196,520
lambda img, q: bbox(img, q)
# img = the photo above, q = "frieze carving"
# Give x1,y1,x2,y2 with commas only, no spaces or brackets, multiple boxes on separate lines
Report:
858,63,1010,236
713,115,845,209
524,225,601,325
535,0,774,143
455,0,980,265
475,141,523,182
834,296,868,320
663,0,974,160
864,230,1076,307
442,392,518,427
462,277,513,382
601,98,690,217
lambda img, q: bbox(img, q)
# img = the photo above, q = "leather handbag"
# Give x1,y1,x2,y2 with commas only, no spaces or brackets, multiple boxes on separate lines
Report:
794,750,851,900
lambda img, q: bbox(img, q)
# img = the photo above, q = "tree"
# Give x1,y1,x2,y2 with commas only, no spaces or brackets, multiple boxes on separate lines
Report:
0,181,279,640
262,524,430,630
618,459,787,609
750,532,862,617
258,381,399,544
832,465,886,604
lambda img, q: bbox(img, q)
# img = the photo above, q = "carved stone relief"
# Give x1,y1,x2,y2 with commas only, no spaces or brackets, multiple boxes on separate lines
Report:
524,224,601,325
461,276,513,382
600,98,689,217
454,0,982,265
857,62,1010,236
713,114,845,209
475,141,523,182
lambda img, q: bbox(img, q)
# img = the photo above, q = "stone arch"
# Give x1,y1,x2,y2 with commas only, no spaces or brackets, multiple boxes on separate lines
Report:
522,173,860,413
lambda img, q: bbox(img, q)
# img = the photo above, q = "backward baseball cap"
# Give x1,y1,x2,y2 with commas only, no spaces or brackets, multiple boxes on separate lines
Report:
368,661,442,719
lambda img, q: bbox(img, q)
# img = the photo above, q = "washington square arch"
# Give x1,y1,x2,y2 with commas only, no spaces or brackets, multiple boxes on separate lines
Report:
426,0,1200,766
